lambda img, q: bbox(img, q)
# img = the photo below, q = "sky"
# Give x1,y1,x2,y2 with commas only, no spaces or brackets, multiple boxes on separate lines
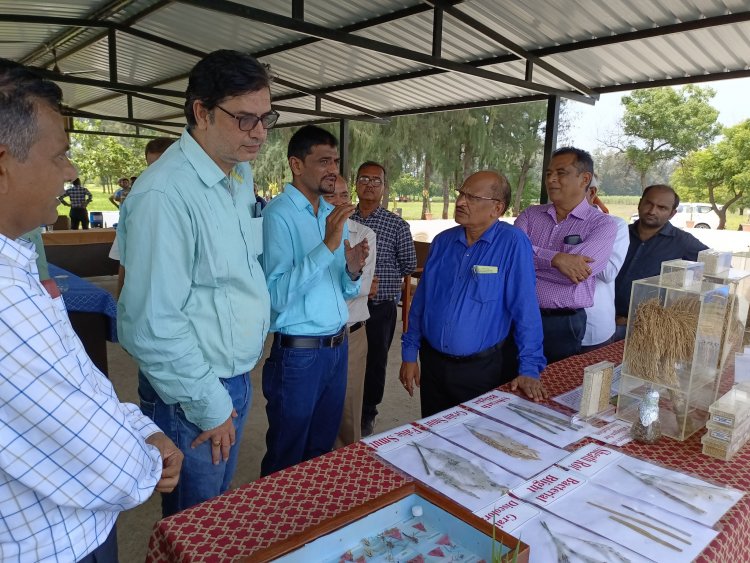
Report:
565,76,750,155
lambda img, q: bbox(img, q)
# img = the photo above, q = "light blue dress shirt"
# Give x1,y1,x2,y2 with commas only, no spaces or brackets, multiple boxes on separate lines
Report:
118,129,270,431
263,183,360,335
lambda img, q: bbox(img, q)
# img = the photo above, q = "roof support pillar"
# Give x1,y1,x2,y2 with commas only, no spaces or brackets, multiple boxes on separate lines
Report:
339,118,350,178
432,5,443,57
540,95,560,204
107,27,118,83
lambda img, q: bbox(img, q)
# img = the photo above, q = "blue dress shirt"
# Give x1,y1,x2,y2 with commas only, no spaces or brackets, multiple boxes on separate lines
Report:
402,221,546,378
118,129,270,431
263,183,360,335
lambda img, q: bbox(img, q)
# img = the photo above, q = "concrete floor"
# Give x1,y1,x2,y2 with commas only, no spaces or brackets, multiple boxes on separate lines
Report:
101,286,421,562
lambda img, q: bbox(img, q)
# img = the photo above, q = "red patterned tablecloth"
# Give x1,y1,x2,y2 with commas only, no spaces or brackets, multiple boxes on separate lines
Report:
146,341,750,562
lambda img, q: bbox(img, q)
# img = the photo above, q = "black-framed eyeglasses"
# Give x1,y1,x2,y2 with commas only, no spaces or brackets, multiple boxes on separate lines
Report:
357,175,383,187
456,189,502,204
215,105,280,131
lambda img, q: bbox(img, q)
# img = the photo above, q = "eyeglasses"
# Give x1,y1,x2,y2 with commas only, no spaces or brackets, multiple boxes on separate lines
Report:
456,189,503,204
215,105,280,131
357,175,383,187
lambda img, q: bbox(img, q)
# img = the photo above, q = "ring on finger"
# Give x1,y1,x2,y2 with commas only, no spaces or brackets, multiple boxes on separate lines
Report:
212,441,221,446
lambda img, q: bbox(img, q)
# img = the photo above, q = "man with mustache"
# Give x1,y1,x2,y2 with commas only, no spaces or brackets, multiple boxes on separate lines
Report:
0,58,182,562
613,184,707,340
400,171,547,416
515,147,618,363
118,50,274,516
261,126,369,475
351,161,416,436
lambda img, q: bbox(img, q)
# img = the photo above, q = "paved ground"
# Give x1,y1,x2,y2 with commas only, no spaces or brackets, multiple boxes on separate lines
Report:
104,295,420,562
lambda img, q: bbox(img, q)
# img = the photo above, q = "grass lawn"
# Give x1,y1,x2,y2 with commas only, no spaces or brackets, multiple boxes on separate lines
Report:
389,195,748,230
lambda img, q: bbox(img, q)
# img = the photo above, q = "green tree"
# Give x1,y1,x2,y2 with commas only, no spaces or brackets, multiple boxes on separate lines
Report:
620,85,721,190
70,119,149,192
672,120,750,229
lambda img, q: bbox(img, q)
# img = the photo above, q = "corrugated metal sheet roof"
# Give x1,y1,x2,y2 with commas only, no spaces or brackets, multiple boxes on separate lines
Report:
2,0,749,135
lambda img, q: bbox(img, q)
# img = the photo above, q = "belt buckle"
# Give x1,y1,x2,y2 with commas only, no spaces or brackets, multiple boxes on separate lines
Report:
331,327,345,347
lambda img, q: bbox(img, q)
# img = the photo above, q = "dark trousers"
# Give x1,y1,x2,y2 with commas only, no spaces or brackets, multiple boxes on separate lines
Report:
261,335,348,476
362,299,397,420
77,524,118,563
70,207,89,229
541,309,587,364
419,340,511,418
580,334,614,354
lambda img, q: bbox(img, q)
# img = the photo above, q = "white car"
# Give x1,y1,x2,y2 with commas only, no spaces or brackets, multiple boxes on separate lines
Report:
630,202,720,229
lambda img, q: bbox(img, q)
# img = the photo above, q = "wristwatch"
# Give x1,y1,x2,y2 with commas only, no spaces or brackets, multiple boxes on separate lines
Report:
346,265,363,281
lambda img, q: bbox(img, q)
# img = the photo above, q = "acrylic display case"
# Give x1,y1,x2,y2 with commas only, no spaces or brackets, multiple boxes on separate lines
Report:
702,268,750,368
616,273,730,441
248,483,529,562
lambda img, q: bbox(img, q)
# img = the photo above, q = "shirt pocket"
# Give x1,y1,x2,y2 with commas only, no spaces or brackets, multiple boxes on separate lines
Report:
471,273,502,303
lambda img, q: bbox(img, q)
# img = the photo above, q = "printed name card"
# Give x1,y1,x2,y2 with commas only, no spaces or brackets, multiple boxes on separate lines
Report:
461,390,518,411
512,465,586,507
417,405,474,430
474,495,539,533
361,424,427,453
557,443,622,477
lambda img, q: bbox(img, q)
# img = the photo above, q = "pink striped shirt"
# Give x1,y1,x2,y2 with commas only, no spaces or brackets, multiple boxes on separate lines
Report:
515,198,618,309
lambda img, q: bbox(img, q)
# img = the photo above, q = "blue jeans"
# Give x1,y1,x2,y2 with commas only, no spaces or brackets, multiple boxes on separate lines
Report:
138,371,251,518
260,336,348,477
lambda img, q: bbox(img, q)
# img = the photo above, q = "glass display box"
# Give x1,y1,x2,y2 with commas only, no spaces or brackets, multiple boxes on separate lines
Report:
616,271,730,441
246,483,529,562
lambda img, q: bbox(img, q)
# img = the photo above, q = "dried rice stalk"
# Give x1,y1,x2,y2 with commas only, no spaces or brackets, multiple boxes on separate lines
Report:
624,297,701,387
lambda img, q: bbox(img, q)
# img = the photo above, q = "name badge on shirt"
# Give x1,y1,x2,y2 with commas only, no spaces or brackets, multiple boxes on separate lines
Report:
472,265,498,274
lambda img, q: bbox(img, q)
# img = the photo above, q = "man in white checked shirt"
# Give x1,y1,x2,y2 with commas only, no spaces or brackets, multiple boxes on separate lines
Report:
0,59,182,562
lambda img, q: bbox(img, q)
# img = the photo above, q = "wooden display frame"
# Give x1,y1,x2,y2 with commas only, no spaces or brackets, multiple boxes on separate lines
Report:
247,481,530,562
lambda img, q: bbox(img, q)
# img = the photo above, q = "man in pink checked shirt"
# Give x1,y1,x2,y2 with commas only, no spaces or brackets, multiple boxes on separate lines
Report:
515,147,617,364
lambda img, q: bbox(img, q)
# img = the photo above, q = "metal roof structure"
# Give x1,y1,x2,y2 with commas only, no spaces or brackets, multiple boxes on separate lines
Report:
2,0,750,139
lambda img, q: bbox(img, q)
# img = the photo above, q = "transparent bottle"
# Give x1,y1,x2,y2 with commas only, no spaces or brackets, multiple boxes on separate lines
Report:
631,388,662,443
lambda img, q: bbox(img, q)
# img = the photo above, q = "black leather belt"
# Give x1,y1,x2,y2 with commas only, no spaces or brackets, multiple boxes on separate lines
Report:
540,308,582,317
275,326,347,348
425,339,505,362
349,320,366,333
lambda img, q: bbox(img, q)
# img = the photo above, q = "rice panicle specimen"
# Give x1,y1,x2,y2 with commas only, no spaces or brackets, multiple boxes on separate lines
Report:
410,442,507,497
539,520,601,563
464,423,541,461
618,465,706,515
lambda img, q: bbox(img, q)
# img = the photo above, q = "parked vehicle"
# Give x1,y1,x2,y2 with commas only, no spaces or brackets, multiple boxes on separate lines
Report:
630,202,720,229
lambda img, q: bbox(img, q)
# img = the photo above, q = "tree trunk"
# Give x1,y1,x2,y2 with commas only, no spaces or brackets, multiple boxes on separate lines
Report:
462,143,473,181
640,169,648,191
382,181,390,210
513,154,532,215
421,156,432,220
442,180,450,219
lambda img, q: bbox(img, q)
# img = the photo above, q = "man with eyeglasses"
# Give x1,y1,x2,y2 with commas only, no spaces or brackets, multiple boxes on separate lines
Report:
118,50,276,516
261,126,368,475
515,147,618,363
351,161,417,436
400,171,547,417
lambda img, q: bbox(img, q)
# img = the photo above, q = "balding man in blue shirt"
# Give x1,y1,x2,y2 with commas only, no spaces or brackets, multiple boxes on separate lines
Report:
401,171,547,417
261,125,368,475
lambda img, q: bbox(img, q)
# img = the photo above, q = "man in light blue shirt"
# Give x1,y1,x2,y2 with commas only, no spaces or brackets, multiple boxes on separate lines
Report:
261,125,369,475
118,50,278,516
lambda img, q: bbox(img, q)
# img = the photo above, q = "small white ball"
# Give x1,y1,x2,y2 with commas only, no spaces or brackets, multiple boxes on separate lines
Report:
411,505,423,517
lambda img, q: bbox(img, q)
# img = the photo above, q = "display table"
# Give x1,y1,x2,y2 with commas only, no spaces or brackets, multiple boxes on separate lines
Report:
146,342,750,562
43,229,119,277
49,264,118,375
